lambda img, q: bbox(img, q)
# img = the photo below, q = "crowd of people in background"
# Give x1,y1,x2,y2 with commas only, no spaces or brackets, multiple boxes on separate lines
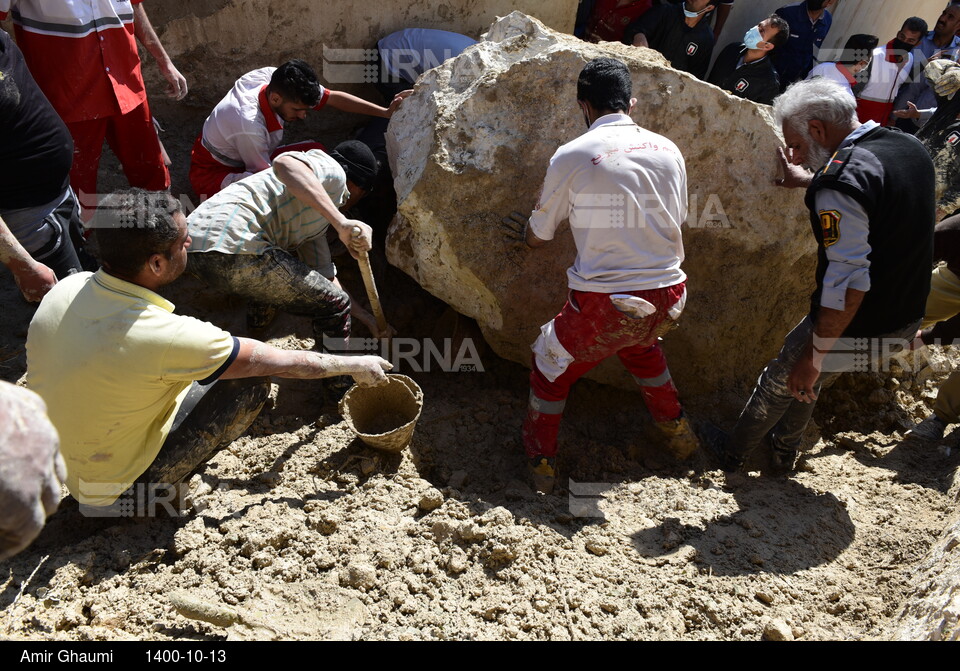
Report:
576,0,960,123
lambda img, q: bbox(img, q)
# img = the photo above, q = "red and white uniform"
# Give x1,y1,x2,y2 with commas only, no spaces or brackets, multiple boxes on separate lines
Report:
0,0,169,204
189,67,330,198
806,61,857,99
856,43,913,125
523,114,689,459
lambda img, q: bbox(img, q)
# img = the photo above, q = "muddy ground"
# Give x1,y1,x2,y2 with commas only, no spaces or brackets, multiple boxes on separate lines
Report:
1,97,959,642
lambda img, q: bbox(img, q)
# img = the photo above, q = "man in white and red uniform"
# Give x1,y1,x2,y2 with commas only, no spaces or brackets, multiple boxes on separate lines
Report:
0,1,187,211
507,57,698,494
190,60,407,199
856,17,926,125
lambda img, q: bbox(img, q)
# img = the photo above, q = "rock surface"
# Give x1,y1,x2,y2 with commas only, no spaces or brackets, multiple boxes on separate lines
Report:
887,473,960,641
386,12,813,409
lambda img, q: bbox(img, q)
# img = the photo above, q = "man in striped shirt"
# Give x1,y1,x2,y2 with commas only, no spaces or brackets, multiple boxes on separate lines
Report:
186,142,389,357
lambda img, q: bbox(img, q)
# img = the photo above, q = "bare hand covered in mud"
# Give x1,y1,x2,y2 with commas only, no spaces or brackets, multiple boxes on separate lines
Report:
345,222,373,259
348,355,393,387
0,383,66,560
775,147,813,189
501,211,529,242
354,307,396,340
12,261,57,303
372,323,397,340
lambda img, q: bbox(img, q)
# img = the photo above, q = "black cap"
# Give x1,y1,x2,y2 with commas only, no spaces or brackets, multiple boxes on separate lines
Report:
329,140,379,191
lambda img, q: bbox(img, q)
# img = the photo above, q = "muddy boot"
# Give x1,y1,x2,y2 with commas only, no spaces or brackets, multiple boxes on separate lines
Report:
765,434,798,477
528,455,557,495
699,422,744,473
906,413,948,441
246,302,277,335
325,375,354,404
656,414,700,459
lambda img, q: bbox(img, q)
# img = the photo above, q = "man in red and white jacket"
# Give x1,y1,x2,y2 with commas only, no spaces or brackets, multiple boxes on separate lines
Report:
506,57,698,495
190,60,408,199
0,1,187,212
856,17,926,125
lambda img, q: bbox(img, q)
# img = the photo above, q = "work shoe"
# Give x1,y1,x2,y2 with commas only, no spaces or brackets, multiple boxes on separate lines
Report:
246,303,278,333
528,455,557,495
906,413,948,441
699,422,744,473
325,375,354,404
657,414,700,459
766,437,798,477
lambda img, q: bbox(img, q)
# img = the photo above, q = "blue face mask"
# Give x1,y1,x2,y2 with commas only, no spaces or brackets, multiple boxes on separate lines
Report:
743,25,763,50
683,2,708,18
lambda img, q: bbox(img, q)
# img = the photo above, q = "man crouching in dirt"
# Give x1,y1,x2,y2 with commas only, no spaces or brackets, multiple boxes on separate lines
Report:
504,57,698,495
25,189,391,514
186,142,393,400
709,78,935,475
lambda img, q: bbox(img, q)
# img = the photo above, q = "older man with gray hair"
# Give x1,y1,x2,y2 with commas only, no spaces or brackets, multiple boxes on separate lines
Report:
711,78,935,474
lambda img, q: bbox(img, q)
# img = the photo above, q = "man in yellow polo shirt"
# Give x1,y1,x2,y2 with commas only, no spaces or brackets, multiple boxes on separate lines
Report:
27,189,391,512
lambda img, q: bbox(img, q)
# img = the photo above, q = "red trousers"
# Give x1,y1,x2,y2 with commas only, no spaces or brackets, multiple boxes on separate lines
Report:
69,101,169,215
189,137,327,201
523,283,685,459
856,98,894,126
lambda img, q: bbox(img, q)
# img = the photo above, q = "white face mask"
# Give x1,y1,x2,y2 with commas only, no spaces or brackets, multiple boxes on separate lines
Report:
743,25,764,50
683,2,710,18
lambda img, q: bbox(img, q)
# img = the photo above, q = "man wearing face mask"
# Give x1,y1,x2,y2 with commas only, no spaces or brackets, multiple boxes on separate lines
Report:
623,0,717,79
856,17,928,125
772,0,836,90
806,34,879,100
708,15,790,105
504,58,697,494
186,142,394,362
708,78,935,475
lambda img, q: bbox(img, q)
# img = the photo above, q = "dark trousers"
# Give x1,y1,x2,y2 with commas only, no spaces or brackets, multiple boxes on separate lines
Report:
729,316,920,459
188,249,351,347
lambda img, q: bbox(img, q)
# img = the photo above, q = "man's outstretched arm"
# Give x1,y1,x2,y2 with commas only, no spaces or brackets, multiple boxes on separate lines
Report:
325,89,411,118
221,337,392,386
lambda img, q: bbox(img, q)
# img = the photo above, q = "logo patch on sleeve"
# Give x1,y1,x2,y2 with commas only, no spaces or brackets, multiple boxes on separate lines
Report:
735,78,750,92
948,131,960,147
819,209,842,247
686,42,698,56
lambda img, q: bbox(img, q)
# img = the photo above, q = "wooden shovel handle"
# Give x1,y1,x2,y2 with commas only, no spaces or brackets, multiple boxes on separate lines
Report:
353,226,389,334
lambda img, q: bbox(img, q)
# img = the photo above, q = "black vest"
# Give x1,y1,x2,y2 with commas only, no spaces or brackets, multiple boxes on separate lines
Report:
804,126,935,337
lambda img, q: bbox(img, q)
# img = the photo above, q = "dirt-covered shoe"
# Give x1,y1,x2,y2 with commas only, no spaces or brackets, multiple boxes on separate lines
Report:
528,455,557,495
767,445,798,476
246,302,277,333
906,413,948,441
699,422,744,473
325,375,354,404
656,415,700,459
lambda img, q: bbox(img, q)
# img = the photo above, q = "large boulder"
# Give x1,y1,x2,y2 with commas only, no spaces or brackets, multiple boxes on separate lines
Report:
386,12,814,411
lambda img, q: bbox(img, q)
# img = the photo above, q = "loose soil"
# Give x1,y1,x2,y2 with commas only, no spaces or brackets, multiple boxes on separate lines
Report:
1,98,958,642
